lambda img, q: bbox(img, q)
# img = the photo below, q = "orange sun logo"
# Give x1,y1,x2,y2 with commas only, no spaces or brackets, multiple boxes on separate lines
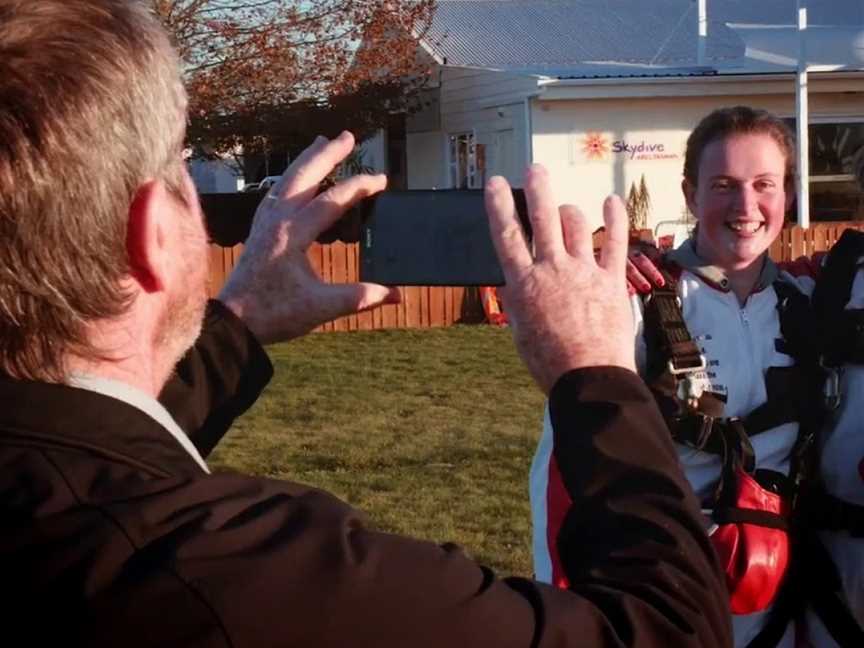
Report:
582,132,609,160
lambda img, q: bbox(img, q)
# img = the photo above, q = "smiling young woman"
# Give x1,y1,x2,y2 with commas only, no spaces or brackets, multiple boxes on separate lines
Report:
531,107,818,648
681,110,796,303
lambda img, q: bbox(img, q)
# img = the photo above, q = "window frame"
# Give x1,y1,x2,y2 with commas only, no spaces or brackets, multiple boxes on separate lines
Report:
447,130,480,189
781,114,864,221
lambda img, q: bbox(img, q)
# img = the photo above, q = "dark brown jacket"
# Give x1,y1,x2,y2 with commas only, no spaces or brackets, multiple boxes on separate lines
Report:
0,301,731,647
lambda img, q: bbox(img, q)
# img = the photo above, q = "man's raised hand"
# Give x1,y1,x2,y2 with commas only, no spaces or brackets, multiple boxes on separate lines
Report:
219,132,400,344
485,165,636,394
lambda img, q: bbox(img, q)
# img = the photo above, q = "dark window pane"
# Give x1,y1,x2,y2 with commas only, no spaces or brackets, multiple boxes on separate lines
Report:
811,179,864,222
811,123,864,176
782,119,864,221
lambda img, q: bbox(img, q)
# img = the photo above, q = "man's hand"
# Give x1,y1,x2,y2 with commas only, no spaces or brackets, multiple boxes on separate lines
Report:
218,132,400,344
485,165,636,394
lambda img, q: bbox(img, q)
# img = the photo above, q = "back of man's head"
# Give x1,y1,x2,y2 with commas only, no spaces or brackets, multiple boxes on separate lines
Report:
0,0,187,382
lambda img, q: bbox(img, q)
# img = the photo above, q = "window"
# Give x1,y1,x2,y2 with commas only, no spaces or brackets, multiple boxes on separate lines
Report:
449,132,481,189
784,119,864,222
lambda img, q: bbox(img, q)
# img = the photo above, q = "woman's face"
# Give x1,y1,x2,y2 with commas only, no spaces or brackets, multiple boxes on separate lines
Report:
684,133,792,272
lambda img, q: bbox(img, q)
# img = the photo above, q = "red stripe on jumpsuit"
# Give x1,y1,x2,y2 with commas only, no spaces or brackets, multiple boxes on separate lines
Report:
546,455,573,589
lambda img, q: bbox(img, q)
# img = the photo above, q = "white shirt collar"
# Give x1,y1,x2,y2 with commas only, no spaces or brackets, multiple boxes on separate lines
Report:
68,374,210,474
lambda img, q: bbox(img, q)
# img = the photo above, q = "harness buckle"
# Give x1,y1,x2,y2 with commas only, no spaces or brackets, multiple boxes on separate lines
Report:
819,357,842,411
667,354,707,376
669,355,707,409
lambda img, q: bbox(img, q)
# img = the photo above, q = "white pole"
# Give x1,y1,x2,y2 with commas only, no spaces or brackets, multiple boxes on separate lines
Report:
697,0,708,65
796,0,810,229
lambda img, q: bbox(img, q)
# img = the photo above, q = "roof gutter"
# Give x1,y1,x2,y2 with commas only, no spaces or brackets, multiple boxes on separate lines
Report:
539,69,864,87
535,70,864,100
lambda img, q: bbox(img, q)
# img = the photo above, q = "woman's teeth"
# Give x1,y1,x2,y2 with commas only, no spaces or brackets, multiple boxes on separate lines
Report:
726,221,763,234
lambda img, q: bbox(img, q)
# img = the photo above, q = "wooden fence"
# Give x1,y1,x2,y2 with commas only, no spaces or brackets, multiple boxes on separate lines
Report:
207,242,484,332
768,221,864,262
207,221,864,332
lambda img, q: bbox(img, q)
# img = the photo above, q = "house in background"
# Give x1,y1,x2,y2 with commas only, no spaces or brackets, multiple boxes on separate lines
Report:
364,0,864,235
188,156,244,193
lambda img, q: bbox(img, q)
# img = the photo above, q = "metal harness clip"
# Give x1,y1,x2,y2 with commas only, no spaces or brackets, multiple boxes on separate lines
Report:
820,358,842,411
669,355,707,409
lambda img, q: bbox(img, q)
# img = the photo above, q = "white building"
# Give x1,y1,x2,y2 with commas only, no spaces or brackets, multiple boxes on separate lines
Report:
365,0,864,235
187,156,244,194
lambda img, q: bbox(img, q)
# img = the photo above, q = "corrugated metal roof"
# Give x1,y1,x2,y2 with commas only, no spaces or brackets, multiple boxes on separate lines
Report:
422,1,864,72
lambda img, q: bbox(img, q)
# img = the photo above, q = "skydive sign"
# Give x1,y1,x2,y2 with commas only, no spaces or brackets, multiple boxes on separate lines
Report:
611,140,678,160
581,132,680,162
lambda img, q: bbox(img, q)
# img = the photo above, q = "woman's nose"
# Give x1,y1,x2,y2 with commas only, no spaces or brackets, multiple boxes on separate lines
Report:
731,185,759,214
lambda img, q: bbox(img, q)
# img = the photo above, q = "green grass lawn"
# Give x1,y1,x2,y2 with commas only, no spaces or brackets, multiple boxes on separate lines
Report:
209,325,546,577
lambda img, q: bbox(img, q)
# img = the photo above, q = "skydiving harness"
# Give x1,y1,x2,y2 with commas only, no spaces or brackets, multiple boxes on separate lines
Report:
641,261,824,639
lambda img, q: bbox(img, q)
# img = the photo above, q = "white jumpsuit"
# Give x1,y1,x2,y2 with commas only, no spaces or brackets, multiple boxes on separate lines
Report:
531,240,812,647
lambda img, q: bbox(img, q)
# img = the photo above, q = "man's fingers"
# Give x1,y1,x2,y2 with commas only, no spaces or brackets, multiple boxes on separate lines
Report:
559,204,593,261
485,175,532,279
524,165,563,260
630,250,665,288
320,283,402,323
293,174,387,247
599,194,628,278
275,131,356,209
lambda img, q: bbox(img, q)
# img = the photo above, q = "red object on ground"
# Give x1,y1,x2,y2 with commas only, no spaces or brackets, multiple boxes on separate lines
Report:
479,286,508,326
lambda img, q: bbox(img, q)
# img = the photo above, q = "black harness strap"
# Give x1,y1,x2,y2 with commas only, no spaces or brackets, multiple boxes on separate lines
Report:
800,530,864,648
644,277,705,372
743,366,808,434
712,507,789,531
808,490,864,537
823,309,864,367
813,229,864,368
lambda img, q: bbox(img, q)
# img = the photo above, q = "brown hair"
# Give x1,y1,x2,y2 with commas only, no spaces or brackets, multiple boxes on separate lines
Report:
683,106,797,188
0,0,187,381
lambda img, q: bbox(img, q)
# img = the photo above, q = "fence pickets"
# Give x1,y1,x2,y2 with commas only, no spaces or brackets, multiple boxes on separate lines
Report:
207,241,484,331
208,222,864,332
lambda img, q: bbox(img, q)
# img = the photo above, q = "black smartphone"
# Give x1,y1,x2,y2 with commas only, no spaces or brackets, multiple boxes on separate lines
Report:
359,189,530,286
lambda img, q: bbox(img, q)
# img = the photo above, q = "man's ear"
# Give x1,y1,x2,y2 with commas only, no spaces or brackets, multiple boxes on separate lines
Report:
681,179,698,216
127,180,173,293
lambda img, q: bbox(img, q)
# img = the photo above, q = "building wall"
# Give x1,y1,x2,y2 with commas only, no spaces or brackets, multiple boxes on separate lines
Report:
531,84,864,232
401,67,864,235
407,66,536,188
188,157,243,193
406,130,447,188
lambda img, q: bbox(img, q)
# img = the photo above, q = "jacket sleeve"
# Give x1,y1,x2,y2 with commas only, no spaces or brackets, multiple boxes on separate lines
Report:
130,367,731,647
158,299,273,457
537,367,731,645
530,297,649,584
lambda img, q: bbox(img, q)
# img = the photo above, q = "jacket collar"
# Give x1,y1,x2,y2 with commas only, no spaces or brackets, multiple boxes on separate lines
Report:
0,376,206,478
667,237,779,294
